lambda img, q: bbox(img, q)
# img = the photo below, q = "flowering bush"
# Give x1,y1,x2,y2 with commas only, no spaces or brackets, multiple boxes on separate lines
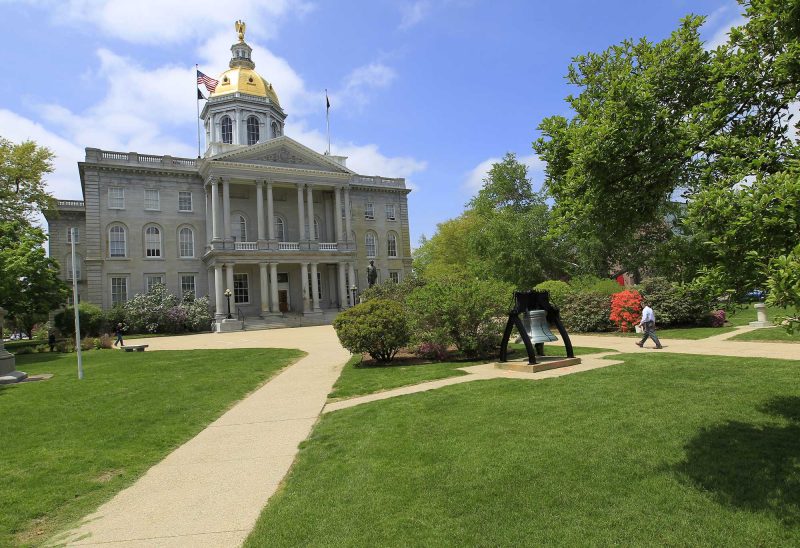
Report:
415,341,449,361
709,309,727,327
610,290,643,332
121,284,212,334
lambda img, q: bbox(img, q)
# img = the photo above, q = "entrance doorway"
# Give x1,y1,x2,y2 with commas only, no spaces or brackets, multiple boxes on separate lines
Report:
278,290,289,313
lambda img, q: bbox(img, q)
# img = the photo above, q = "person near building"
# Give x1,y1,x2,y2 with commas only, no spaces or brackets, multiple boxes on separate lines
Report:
48,331,56,352
636,299,662,349
113,323,125,347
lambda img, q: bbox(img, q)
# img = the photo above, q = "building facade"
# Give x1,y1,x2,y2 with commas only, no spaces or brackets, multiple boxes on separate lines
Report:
45,28,412,328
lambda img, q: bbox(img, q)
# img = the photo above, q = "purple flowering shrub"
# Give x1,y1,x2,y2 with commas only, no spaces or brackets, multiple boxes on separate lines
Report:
709,309,727,327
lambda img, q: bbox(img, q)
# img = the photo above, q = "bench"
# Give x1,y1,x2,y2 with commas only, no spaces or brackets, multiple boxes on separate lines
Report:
122,344,149,352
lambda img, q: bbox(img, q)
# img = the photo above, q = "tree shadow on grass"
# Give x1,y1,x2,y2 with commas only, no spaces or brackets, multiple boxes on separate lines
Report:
675,396,800,524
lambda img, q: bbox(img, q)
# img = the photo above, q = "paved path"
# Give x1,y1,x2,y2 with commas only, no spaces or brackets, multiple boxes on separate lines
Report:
52,324,796,547
52,326,350,548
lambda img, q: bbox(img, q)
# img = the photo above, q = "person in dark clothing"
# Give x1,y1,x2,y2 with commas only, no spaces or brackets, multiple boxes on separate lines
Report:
48,332,56,352
113,323,125,347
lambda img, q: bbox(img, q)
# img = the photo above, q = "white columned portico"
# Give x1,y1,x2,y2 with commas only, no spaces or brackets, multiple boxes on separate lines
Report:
300,262,310,312
222,178,232,242
306,185,315,241
269,262,279,313
256,181,265,241
214,264,224,317
259,262,268,314
344,187,352,241
334,186,343,242
348,262,356,304
211,179,220,241
266,181,275,240
296,185,306,240
338,262,347,309
310,262,320,311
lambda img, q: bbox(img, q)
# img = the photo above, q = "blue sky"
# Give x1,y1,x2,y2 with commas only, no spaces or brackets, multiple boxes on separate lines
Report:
0,0,745,244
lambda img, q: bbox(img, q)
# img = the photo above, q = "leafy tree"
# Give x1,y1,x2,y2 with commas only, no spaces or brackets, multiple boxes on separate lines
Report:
0,137,56,223
766,244,800,333
0,221,69,337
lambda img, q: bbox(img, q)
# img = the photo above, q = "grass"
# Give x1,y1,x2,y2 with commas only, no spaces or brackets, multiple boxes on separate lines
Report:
247,352,800,547
599,326,737,340
1,347,303,547
328,344,615,401
725,304,787,327
730,327,800,343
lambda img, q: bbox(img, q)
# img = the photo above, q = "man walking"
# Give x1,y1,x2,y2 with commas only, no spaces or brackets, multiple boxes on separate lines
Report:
636,299,662,349
113,323,125,347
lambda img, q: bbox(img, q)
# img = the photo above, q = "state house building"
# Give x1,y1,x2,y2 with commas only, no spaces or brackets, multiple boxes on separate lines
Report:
45,27,412,328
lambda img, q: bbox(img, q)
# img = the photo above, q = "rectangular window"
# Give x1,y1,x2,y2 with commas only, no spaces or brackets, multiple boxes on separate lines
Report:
233,273,249,304
178,191,193,211
180,274,196,296
145,275,164,293
108,187,125,209
111,277,128,305
389,271,400,283
67,227,80,243
277,272,289,283
365,202,374,220
385,204,396,221
144,189,160,210
66,257,81,280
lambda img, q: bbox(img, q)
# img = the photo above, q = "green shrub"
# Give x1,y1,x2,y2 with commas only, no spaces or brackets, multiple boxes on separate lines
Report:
533,280,573,308
570,275,623,296
359,276,425,306
406,275,513,358
35,344,49,353
32,322,52,341
54,303,106,337
80,337,94,351
14,346,35,355
94,334,113,349
56,338,76,353
333,299,410,362
560,291,613,332
638,277,710,327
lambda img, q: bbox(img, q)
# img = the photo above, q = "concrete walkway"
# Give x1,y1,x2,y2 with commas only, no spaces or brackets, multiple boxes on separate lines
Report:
51,324,796,547
52,326,350,548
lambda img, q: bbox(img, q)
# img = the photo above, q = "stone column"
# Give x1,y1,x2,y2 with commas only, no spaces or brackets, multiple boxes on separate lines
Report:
269,262,279,313
225,262,235,309
296,185,306,241
310,262,320,311
211,179,220,241
344,187,352,241
334,186,343,242
300,262,310,312
306,185,316,240
259,262,269,314
338,262,347,309
266,181,275,240
256,181,265,241
348,262,356,303
205,186,212,244
214,264,224,318
0,307,27,384
222,178,232,242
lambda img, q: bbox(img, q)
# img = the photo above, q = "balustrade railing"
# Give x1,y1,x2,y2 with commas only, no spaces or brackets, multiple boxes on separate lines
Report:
234,241,258,251
278,242,300,251
319,243,338,251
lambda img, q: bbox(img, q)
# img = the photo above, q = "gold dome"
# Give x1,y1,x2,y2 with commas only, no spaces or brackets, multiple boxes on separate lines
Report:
210,67,281,105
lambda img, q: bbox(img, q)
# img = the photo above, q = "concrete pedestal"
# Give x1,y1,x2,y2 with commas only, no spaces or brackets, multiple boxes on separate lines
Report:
495,356,582,373
215,319,243,332
0,307,27,384
749,302,772,328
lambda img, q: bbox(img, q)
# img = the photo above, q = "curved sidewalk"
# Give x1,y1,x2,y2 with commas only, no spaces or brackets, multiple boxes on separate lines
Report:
53,326,350,548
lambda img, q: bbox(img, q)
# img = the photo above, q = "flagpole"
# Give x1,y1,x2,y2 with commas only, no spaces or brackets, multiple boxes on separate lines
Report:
325,89,331,155
196,64,201,158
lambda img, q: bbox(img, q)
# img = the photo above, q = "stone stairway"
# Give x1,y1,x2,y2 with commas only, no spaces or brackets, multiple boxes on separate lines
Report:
242,310,341,331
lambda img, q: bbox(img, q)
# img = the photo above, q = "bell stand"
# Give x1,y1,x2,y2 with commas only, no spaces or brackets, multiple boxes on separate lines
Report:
499,290,575,365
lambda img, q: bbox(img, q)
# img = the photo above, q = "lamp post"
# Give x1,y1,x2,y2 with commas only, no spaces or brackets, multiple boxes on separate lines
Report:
224,288,232,319
350,285,358,307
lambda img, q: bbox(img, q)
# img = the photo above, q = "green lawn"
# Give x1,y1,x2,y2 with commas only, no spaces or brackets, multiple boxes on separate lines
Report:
1,348,303,547
328,344,615,401
726,304,789,327
730,327,800,343
248,352,800,547
598,326,737,340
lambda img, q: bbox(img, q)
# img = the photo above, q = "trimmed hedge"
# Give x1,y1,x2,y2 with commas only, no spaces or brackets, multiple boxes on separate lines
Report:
560,291,613,332
333,299,410,362
533,280,572,308
637,277,711,327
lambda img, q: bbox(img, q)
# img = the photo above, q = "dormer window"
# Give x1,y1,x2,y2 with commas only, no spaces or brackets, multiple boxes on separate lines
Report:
221,115,233,144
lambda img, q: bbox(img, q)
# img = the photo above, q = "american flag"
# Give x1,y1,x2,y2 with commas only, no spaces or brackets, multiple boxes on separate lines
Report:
197,70,219,93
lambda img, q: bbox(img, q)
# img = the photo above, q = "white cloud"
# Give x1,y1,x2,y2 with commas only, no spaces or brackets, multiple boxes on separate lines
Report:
36,0,313,44
399,0,431,30
462,154,544,194
329,63,397,112
703,3,746,50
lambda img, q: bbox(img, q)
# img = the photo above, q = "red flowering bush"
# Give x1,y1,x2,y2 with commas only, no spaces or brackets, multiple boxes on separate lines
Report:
610,290,643,332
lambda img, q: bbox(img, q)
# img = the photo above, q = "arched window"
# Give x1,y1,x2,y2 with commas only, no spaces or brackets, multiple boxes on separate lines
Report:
274,216,285,241
365,232,377,258
271,121,281,138
387,232,398,257
179,227,194,258
247,116,259,145
109,225,127,257
232,214,247,241
221,115,233,144
145,226,162,257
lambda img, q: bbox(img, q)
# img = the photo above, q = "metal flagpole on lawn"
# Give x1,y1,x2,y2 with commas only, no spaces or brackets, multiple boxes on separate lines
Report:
196,64,202,158
70,228,83,379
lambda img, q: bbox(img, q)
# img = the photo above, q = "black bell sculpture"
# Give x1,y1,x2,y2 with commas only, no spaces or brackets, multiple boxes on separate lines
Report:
500,290,575,365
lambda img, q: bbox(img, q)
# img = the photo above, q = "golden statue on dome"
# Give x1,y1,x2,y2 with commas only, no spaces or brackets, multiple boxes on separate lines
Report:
235,20,246,42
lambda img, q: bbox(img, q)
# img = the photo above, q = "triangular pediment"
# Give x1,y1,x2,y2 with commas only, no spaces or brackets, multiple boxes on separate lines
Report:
209,136,352,174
